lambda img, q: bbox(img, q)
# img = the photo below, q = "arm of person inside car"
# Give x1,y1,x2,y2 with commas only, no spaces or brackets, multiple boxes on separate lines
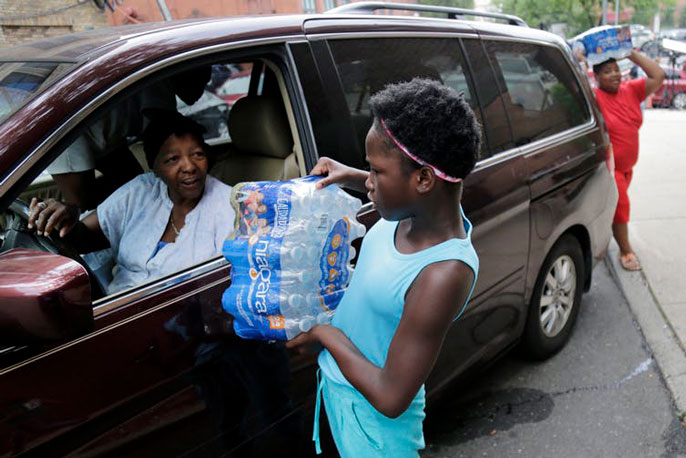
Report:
288,259,474,418
28,197,109,253
628,50,666,96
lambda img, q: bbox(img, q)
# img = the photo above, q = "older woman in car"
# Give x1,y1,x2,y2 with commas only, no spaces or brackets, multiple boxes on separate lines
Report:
28,110,235,294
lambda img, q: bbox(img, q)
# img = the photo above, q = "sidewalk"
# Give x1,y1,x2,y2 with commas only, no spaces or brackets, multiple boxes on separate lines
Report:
604,108,686,413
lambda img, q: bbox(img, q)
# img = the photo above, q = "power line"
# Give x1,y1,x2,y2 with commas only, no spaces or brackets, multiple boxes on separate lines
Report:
0,1,91,21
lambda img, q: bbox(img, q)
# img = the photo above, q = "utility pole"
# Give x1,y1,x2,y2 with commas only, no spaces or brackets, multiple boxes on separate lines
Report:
156,0,173,21
615,0,619,24
602,0,608,24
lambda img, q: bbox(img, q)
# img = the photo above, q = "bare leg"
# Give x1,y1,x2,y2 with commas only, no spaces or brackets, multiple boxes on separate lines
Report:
613,222,641,270
612,222,633,256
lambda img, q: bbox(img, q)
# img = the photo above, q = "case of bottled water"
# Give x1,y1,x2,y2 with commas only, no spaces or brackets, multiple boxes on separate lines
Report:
571,25,633,66
222,176,366,341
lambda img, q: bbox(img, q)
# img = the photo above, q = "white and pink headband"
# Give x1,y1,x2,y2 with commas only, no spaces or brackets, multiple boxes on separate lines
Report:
380,119,461,183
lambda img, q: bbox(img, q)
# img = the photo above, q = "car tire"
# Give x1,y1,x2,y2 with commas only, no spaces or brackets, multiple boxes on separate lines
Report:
672,93,686,110
521,235,584,360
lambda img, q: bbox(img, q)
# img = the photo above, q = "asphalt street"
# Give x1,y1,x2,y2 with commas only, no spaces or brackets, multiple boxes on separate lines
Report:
421,261,686,458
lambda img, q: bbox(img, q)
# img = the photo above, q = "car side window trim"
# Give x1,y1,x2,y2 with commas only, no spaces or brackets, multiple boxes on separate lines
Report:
0,36,303,204
92,256,228,314
457,38,492,155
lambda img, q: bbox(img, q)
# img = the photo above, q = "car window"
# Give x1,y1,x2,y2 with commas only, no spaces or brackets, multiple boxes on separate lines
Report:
484,41,591,147
178,63,262,145
327,38,479,165
10,57,300,304
0,61,72,122
461,38,515,158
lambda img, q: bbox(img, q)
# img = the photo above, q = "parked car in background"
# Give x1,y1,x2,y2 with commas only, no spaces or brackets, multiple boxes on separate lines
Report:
663,28,686,42
650,65,686,109
215,68,252,107
0,3,616,456
630,24,656,49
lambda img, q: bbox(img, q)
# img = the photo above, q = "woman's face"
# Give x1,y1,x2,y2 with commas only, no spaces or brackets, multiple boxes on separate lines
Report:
595,61,622,93
153,133,208,203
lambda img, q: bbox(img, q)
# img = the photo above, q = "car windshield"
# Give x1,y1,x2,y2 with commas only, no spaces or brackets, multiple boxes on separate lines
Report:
0,61,71,123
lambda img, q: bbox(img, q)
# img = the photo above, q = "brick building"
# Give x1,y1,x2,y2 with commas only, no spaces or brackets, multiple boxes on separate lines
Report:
106,0,415,26
0,0,108,47
0,0,417,47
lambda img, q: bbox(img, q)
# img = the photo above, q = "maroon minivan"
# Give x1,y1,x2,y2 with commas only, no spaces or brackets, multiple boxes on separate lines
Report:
0,3,617,456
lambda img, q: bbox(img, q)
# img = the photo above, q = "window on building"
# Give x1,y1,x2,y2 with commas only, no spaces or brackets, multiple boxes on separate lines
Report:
302,0,316,13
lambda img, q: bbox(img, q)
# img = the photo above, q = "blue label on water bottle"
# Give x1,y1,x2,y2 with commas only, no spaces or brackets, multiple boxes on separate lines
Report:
222,180,295,340
318,217,352,309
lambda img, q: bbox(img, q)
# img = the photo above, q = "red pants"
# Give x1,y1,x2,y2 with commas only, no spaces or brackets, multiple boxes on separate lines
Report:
614,169,633,224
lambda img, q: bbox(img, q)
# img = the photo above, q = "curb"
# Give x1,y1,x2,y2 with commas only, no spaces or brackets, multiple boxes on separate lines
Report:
604,244,686,415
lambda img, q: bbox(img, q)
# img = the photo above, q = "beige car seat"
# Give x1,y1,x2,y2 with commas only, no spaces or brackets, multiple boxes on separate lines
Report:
210,95,299,185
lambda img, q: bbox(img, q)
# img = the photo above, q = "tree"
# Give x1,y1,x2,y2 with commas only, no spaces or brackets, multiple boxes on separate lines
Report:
418,0,476,8
497,0,669,36
497,0,601,36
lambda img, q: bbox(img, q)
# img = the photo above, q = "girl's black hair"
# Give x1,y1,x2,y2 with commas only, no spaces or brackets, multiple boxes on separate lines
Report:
142,108,207,168
593,58,616,74
368,77,481,180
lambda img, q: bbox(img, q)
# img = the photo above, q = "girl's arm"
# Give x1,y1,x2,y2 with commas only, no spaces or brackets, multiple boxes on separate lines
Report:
628,50,666,96
288,259,474,418
310,157,369,193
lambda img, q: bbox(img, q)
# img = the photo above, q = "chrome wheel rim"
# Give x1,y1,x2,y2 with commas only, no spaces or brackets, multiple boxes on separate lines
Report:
539,254,576,338
673,93,686,110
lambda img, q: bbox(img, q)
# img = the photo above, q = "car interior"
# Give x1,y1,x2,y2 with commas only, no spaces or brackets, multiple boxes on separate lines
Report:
1,57,304,302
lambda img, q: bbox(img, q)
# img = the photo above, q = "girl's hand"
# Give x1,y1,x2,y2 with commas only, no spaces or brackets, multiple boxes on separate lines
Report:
286,325,323,355
28,197,79,238
310,157,369,192
310,157,350,189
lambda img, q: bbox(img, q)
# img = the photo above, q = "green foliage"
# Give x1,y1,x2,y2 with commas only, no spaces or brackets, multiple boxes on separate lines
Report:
416,0,476,17
497,0,670,36
418,0,476,8
496,0,601,36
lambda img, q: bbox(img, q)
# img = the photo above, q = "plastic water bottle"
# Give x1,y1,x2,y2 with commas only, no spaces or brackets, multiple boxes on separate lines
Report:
223,176,364,341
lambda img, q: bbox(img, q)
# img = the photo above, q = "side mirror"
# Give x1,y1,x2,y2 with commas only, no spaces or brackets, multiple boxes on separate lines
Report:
0,248,92,345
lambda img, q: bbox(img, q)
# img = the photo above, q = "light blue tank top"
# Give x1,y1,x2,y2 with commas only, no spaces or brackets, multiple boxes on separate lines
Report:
318,207,479,389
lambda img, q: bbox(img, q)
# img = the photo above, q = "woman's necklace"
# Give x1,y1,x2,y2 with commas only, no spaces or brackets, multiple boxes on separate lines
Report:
170,212,181,236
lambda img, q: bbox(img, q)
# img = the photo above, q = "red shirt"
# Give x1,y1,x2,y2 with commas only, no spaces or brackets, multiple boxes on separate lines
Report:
595,78,646,172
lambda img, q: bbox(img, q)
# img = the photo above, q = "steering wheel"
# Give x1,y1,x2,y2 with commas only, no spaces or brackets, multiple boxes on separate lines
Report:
0,199,106,300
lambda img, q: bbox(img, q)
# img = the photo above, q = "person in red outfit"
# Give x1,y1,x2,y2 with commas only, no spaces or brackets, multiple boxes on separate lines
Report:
593,51,665,271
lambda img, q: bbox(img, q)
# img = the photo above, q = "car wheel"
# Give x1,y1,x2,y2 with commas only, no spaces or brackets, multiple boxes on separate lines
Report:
672,93,686,110
521,235,584,360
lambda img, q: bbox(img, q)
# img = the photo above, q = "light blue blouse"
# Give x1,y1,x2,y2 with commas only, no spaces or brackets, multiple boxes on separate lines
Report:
97,172,235,294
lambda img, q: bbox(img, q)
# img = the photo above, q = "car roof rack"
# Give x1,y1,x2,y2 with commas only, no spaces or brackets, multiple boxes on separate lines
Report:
325,1,528,27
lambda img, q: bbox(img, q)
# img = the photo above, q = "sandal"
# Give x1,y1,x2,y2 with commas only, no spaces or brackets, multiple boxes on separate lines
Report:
619,252,641,271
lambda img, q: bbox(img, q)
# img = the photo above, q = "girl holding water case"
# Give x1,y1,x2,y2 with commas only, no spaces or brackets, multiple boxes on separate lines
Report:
287,78,481,457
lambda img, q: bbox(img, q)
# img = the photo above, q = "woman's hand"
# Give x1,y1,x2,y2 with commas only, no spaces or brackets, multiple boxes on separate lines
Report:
310,157,369,192
28,197,79,238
